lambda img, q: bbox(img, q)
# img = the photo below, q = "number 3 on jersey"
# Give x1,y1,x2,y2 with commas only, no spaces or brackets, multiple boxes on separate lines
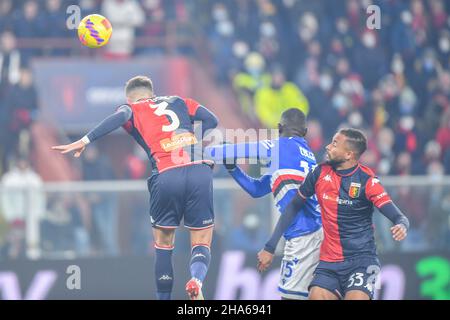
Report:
150,101,180,132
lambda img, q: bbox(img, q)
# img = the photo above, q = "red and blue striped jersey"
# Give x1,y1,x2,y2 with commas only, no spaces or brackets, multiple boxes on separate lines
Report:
298,163,392,262
122,95,213,174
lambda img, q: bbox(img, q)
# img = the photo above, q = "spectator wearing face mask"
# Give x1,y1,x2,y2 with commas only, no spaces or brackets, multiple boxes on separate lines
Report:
436,111,450,159
233,52,271,122
353,30,388,90
254,67,309,129
101,0,145,58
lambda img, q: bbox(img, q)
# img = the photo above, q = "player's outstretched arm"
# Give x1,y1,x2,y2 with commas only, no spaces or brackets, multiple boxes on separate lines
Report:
205,140,273,163
378,202,409,241
52,105,132,157
228,166,271,198
257,194,306,272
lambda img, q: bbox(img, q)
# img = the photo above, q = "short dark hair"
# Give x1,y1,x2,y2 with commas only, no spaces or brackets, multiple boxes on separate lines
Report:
125,76,153,95
280,108,307,136
339,128,367,158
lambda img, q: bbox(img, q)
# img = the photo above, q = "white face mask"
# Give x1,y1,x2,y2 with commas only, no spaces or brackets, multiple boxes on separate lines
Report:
362,33,376,48
233,41,249,58
216,20,234,37
348,112,363,127
392,55,405,74
401,11,412,24
319,74,333,91
283,0,296,8
336,19,349,34
213,7,228,21
439,37,450,53
332,93,348,111
399,116,415,131
260,22,276,37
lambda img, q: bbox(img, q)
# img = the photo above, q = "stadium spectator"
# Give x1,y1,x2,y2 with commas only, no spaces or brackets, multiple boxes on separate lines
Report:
137,0,166,55
3,68,38,158
0,0,13,32
436,110,450,157
43,0,71,56
41,194,90,256
0,157,45,259
81,146,119,256
0,31,21,87
233,52,271,122
255,67,309,128
13,0,45,62
101,0,145,58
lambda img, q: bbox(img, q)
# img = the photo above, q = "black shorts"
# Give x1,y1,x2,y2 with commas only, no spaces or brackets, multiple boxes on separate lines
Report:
309,256,381,299
147,163,214,229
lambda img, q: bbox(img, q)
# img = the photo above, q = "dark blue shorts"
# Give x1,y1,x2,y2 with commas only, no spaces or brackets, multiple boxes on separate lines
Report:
147,163,214,229
309,256,381,299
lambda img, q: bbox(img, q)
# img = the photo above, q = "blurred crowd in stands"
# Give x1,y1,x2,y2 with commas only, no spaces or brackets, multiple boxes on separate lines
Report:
0,0,449,259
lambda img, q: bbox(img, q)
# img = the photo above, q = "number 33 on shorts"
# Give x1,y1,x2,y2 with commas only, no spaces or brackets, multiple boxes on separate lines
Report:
347,266,381,293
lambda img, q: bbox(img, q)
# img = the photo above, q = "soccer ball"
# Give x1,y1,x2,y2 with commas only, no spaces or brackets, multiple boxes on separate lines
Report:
77,14,112,48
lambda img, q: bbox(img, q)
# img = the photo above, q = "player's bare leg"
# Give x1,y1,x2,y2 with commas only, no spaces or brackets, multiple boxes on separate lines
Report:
186,226,214,300
153,226,176,247
344,290,370,300
153,227,176,300
309,286,340,300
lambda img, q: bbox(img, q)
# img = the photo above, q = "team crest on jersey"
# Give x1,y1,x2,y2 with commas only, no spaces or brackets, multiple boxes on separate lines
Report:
349,182,361,198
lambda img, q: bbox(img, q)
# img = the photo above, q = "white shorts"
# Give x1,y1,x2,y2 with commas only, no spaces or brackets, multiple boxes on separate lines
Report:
278,227,323,300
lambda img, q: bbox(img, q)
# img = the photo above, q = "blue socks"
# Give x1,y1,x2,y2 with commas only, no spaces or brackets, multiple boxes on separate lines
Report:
189,245,211,283
155,246,174,300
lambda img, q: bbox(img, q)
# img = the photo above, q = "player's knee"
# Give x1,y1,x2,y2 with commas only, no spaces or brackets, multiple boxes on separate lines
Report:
153,228,175,248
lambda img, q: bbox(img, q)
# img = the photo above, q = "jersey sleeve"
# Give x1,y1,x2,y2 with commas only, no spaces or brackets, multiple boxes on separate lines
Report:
204,140,275,162
116,104,133,133
365,177,393,208
183,98,201,116
298,165,322,199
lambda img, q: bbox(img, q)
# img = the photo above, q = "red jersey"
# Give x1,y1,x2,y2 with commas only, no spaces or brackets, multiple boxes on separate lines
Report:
122,95,213,174
298,163,392,262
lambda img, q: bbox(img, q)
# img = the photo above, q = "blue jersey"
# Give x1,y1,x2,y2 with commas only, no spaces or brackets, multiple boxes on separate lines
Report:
206,137,322,240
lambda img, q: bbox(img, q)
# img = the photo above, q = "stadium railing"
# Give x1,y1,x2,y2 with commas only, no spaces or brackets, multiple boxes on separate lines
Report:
0,176,449,260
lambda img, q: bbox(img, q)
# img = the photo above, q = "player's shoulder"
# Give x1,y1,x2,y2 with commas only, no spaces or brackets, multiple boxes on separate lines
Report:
357,164,382,188
317,162,332,170
306,162,328,179
116,103,131,110
358,164,376,178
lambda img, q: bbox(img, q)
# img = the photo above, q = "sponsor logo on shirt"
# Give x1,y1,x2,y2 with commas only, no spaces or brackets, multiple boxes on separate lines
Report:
323,193,353,205
160,132,198,151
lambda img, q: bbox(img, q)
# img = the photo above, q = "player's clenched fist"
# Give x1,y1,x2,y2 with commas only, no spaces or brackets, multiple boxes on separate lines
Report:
391,224,407,241
52,139,87,158
257,249,274,272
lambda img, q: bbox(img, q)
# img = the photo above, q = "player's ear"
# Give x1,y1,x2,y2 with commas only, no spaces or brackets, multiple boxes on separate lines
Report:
344,149,353,161
278,123,283,135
